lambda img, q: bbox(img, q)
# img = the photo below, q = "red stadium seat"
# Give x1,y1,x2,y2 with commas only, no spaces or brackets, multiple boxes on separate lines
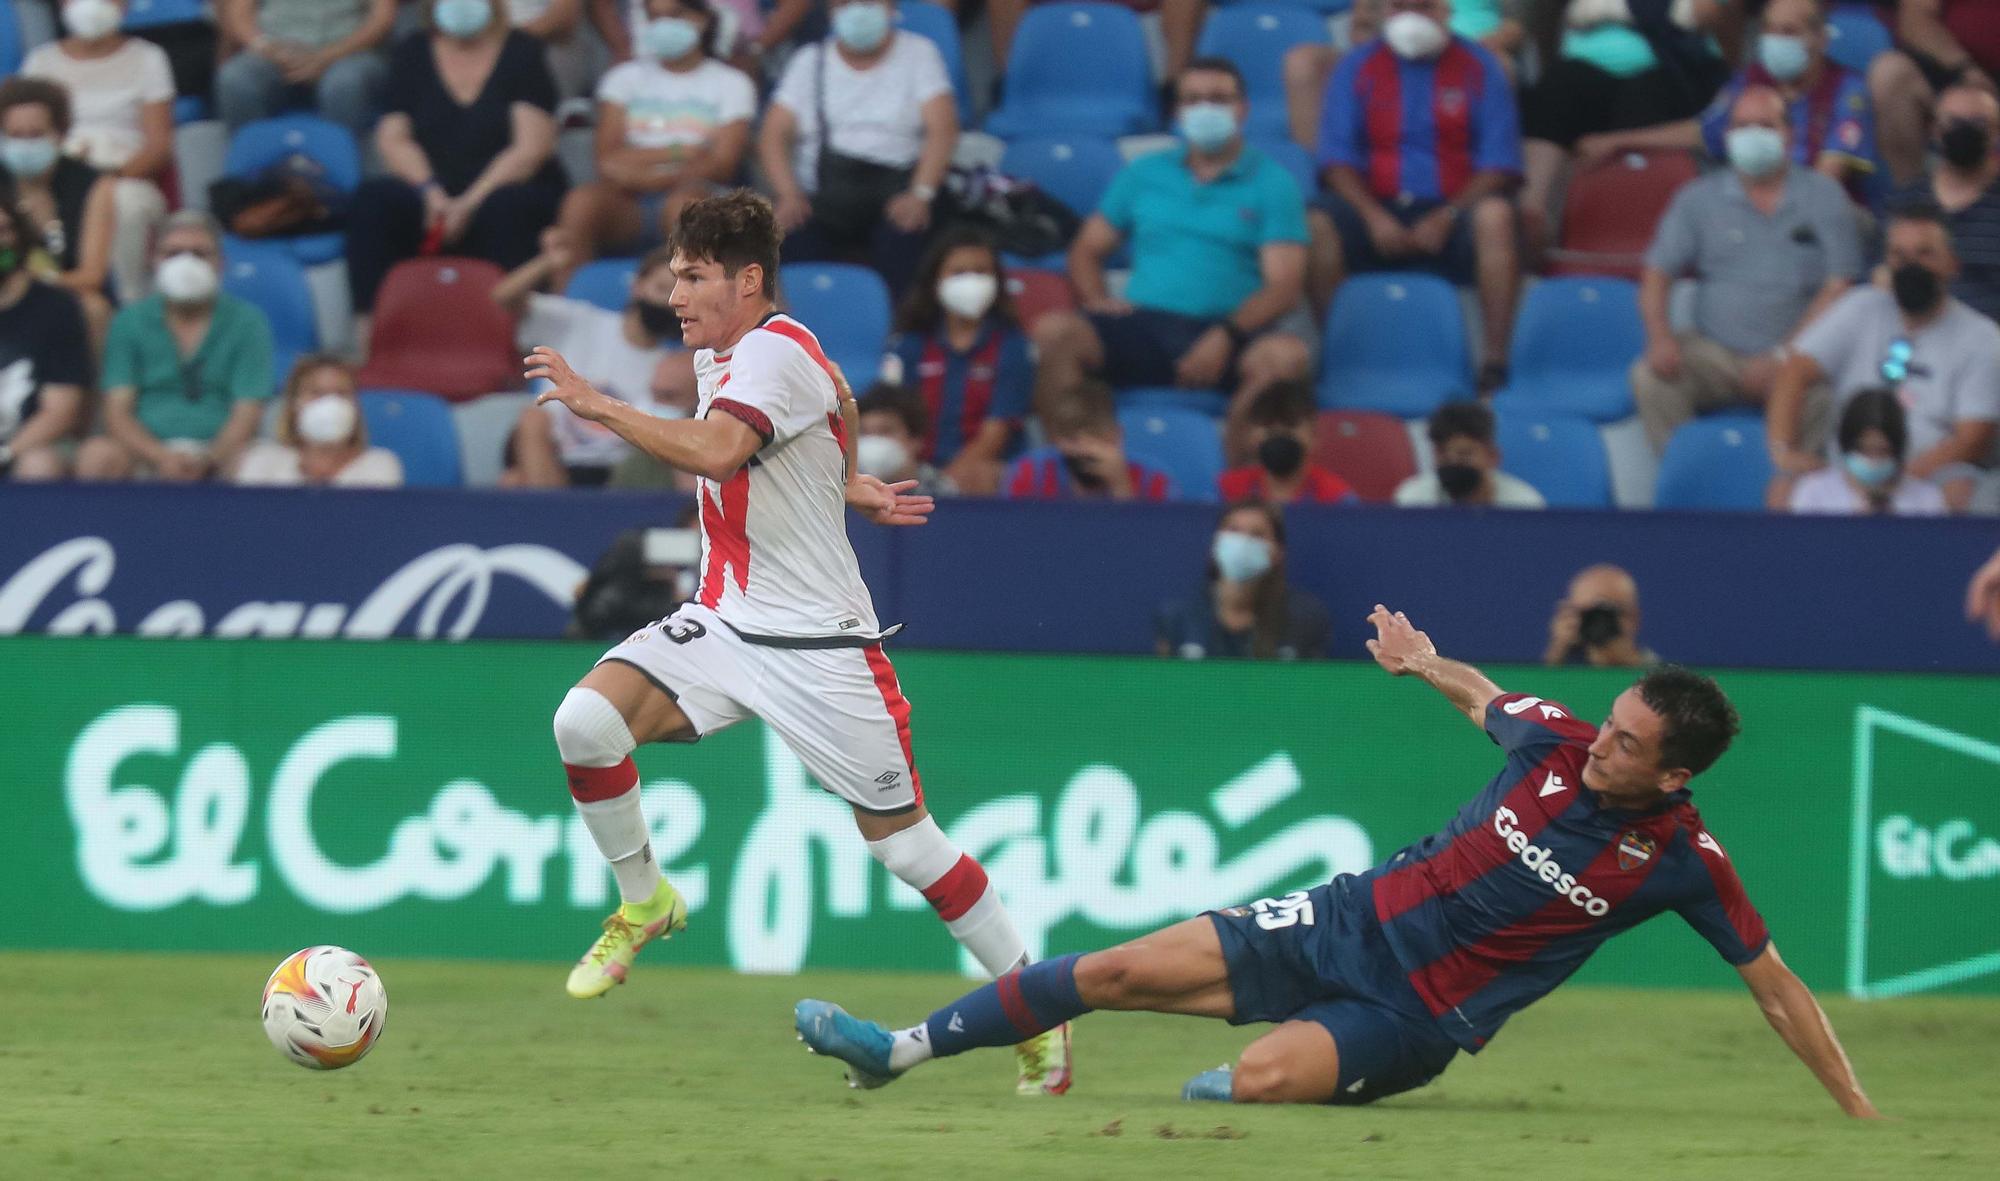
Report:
357,258,519,402
1312,410,1417,503
1546,150,1700,280
1004,268,1076,335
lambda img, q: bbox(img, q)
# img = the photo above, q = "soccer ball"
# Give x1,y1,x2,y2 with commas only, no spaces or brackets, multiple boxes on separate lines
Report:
260,946,388,1070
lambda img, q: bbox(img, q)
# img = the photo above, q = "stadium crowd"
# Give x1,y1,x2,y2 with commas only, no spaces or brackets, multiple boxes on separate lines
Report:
0,0,1996,523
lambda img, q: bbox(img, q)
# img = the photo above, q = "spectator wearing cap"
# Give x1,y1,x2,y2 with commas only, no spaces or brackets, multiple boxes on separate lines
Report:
1217,380,1356,505
22,0,173,305
1155,501,1331,661
855,382,956,498
1869,0,2000,186
215,0,396,141
1395,400,1546,508
1890,83,2000,323
1789,386,1948,514
885,226,1031,497
1032,58,1311,425
1311,0,1522,389
545,0,755,285
1005,380,1175,501
1631,85,1862,454
1768,202,2000,511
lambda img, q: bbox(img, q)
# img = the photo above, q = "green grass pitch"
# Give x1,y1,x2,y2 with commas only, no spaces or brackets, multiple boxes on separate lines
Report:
4,952,1996,1179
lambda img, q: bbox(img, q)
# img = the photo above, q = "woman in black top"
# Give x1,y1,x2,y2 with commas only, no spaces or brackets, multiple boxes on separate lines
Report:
345,0,565,322
1155,501,1331,661
0,78,114,343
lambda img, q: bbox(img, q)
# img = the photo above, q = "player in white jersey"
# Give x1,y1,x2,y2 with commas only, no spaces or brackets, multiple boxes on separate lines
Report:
530,191,1071,1094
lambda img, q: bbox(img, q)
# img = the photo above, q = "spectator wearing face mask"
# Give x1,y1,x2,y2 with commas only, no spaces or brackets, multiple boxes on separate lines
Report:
1394,400,1546,508
1869,0,2000,186
1631,85,1862,454
215,1,396,140
22,0,173,305
1769,202,2000,512
884,226,1030,497
1005,379,1175,501
1542,562,1656,668
591,0,813,70
759,0,958,298
854,381,955,497
495,241,692,487
1890,83,2000,323
0,78,116,343
1155,501,1331,661
0,198,93,482
1789,386,1947,515
76,212,276,482
231,355,404,487
1217,380,1355,505
545,0,755,284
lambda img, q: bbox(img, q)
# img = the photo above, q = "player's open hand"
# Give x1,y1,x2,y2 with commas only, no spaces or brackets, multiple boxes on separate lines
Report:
528,347,616,422
847,474,935,527
1365,603,1437,675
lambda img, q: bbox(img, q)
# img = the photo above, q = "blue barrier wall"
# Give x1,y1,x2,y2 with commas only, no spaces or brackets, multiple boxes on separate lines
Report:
3,485,1997,671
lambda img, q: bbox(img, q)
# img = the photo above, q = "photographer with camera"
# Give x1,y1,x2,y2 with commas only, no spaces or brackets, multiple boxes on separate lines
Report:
1543,563,1656,668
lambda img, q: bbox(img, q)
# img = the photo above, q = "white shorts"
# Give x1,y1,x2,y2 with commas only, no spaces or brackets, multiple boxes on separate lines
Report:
595,603,923,814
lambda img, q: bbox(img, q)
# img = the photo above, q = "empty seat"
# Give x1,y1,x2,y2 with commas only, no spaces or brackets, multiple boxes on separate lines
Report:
357,258,519,402
896,0,974,127
780,262,891,388
1117,404,1224,500
1118,386,1226,417
1498,277,1644,422
221,239,319,389
0,0,22,75
1196,6,1330,143
359,389,464,487
1493,406,1612,508
221,115,362,266
1004,267,1076,334
1828,5,1892,73
986,4,1157,138
999,135,1125,222
1547,150,1699,280
565,257,640,313
1318,272,1471,417
1312,409,1418,502
122,0,208,27
1654,413,1774,510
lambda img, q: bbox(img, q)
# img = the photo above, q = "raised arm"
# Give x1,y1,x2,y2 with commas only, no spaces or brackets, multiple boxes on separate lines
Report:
1365,604,1504,725
1736,943,1880,1118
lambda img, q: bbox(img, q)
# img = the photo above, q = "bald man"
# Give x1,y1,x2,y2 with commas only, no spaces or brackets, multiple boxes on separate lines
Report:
1544,564,1654,669
1892,83,2000,322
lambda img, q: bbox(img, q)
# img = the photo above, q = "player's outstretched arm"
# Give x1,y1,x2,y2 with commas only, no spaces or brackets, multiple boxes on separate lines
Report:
1365,604,1503,726
825,359,935,528
527,347,759,481
1736,943,1881,1118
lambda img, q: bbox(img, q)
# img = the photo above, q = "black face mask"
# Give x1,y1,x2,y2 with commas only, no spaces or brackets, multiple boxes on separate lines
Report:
1257,433,1306,479
1891,262,1945,316
1436,462,1483,502
1941,119,1992,171
635,300,682,342
1062,453,1105,489
1578,603,1624,648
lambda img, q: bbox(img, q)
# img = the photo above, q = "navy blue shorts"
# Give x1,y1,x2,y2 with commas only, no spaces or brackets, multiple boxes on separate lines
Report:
1315,193,1478,285
1206,876,1458,1105
1085,307,1235,390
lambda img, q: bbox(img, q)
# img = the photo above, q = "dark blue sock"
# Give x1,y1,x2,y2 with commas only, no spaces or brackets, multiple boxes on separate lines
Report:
924,953,1089,1058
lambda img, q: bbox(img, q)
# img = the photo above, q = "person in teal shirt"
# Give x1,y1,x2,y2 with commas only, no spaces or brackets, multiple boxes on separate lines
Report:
78,210,275,481
1031,58,1312,442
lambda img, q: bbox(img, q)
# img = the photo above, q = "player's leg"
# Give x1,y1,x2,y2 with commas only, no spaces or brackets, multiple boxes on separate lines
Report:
1211,1020,1342,1104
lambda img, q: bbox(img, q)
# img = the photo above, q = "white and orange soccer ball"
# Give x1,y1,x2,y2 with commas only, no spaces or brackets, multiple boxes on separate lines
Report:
260,946,388,1070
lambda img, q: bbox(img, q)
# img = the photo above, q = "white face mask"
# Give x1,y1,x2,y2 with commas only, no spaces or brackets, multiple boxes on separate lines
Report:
856,434,912,479
62,0,121,41
155,252,218,305
1383,11,1448,60
936,272,998,321
296,394,358,446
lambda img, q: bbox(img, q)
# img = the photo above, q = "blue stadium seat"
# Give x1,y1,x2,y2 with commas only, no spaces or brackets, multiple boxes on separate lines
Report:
1214,0,1351,12
123,0,207,28
565,257,640,313
359,390,464,487
896,0,973,127
779,263,892,389
1255,138,1317,199
223,115,363,266
986,4,1157,138
1117,404,1224,501
0,0,23,76
173,96,212,126
1828,5,1892,73
222,239,319,390
1196,5,1329,144
1655,413,1774,510
1493,407,1612,508
1317,273,1471,417
1000,135,1125,222
1497,277,1644,422
1118,386,1226,417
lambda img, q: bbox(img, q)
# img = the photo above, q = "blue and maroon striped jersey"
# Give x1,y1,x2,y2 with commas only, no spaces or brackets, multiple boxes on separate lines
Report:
1355,692,1769,1053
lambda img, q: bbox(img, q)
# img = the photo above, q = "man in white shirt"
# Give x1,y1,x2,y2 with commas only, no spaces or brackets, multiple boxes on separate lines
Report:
1394,400,1547,508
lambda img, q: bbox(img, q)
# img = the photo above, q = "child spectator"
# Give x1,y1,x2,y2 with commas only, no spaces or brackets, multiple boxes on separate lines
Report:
856,381,956,497
1005,379,1174,501
1789,387,1948,515
1218,380,1355,505
1394,400,1546,508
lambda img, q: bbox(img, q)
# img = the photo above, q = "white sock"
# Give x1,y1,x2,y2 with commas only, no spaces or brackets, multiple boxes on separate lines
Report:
575,792,663,906
555,687,662,906
867,816,1029,977
889,1025,934,1072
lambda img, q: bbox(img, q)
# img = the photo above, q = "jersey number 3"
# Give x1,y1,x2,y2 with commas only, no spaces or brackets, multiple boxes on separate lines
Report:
1248,890,1317,930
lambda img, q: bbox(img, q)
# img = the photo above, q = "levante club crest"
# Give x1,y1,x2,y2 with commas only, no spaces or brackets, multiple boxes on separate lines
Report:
1616,831,1658,871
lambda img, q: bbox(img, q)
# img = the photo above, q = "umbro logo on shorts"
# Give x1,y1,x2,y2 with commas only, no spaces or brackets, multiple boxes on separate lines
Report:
874,771,901,786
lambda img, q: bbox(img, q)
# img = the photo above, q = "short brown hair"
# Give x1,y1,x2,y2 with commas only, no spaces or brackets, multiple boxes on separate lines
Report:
1042,380,1118,439
858,382,928,439
668,189,781,299
0,76,72,137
